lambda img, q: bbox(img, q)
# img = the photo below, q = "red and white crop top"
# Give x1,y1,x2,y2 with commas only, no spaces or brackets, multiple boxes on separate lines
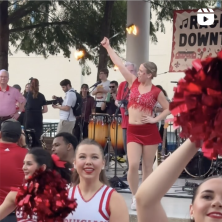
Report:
128,78,161,113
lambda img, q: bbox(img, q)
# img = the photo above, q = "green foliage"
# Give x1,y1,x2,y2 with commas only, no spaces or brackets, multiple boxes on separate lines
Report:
6,0,217,75
8,1,127,75
62,1,127,74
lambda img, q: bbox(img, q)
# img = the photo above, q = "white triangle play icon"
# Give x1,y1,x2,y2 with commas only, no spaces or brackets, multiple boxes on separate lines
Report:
204,16,208,22
4,148,10,151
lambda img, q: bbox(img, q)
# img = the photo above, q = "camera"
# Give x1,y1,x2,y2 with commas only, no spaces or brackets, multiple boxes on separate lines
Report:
46,97,63,105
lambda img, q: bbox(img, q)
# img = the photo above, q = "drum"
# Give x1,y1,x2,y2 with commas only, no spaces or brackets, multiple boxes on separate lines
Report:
184,151,213,178
110,114,124,149
88,114,110,148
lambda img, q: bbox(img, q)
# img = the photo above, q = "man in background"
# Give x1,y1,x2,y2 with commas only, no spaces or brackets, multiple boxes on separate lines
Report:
52,132,78,165
92,69,110,113
52,79,76,134
0,70,26,130
101,81,119,116
73,84,95,142
13,84,21,92
101,81,126,163
0,119,27,222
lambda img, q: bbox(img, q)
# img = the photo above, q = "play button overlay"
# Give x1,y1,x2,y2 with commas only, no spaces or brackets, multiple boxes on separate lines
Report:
197,8,214,25
204,16,208,22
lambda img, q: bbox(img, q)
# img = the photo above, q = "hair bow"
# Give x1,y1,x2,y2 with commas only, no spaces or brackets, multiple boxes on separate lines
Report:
51,154,66,168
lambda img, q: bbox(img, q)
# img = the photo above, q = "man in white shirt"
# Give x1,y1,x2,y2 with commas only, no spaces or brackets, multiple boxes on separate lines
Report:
91,68,110,113
52,79,76,134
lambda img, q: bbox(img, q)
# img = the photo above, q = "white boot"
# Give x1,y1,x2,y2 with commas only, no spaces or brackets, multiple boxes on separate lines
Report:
131,196,137,210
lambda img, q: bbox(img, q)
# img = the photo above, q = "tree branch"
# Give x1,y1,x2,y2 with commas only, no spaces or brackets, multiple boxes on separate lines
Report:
9,21,69,33
8,2,44,24
8,1,20,7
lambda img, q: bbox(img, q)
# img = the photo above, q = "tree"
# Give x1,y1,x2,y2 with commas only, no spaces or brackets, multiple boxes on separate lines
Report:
0,0,217,78
64,1,127,78
0,0,127,76
0,1,9,70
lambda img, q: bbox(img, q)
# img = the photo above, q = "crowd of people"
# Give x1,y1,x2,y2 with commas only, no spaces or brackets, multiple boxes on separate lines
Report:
0,37,221,222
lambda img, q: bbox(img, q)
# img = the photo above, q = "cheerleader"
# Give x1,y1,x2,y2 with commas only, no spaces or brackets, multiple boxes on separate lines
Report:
101,37,170,210
0,148,76,221
65,139,129,222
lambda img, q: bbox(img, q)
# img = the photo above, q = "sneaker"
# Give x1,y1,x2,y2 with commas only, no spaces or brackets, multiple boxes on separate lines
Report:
131,196,137,211
117,156,126,163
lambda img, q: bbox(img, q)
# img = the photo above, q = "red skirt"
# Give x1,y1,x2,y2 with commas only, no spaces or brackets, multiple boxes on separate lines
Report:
127,123,162,145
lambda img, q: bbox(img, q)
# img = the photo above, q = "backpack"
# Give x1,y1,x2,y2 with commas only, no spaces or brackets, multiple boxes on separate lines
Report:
70,90,83,117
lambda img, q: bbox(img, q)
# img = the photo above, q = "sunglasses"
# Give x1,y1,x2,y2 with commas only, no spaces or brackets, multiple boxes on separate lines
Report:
109,86,115,88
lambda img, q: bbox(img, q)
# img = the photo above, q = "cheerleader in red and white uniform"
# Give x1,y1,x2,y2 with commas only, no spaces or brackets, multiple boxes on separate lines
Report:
65,139,129,222
0,148,76,221
101,37,170,210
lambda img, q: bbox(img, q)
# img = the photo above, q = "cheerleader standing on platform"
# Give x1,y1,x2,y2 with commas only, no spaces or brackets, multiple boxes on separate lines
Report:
0,148,76,222
65,139,129,222
101,37,170,210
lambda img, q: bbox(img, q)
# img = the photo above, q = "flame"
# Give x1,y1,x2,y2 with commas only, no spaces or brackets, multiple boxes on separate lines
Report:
133,25,137,35
126,24,137,35
74,50,84,60
114,65,119,71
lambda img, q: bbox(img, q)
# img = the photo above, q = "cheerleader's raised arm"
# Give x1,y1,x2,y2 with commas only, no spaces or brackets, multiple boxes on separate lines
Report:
136,51,222,222
136,139,197,222
101,37,136,87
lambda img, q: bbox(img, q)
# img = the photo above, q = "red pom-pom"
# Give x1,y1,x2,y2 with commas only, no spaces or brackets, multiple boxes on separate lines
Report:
15,169,77,221
170,51,222,159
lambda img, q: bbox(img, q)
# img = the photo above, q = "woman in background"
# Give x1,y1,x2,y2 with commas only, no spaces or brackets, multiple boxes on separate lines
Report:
23,83,30,98
24,79,48,146
73,84,95,142
18,83,30,126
